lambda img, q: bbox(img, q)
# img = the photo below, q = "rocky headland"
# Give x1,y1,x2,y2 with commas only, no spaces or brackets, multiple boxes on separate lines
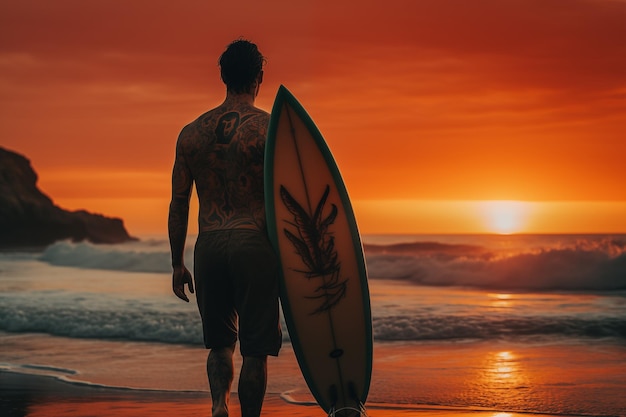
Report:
0,147,136,249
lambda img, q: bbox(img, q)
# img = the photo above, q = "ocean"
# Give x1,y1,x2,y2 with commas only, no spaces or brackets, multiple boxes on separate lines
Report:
1,234,625,416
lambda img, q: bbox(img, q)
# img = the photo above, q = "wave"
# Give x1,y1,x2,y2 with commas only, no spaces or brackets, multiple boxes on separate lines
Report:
35,235,626,291
365,236,626,291
1,291,624,344
373,314,626,341
0,292,205,345
38,239,184,273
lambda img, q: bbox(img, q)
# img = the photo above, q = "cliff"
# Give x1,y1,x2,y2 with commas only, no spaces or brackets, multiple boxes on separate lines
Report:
0,147,136,249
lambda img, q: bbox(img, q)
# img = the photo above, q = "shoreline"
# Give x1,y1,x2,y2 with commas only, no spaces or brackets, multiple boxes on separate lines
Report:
2,330,625,416
0,371,602,417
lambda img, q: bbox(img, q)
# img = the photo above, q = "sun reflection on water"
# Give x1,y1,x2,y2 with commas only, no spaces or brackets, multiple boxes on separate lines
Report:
488,293,514,309
473,349,531,410
493,351,515,378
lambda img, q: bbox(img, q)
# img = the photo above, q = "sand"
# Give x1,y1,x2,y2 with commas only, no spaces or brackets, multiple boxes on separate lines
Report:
1,371,589,417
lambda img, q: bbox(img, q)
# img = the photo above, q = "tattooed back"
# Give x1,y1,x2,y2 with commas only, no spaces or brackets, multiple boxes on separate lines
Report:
176,101,270,232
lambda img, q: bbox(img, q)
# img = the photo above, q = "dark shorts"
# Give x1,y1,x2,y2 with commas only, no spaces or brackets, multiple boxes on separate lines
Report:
194,229,282,356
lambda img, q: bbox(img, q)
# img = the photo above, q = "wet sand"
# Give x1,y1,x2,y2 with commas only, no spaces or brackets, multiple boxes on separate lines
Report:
1,371,590,417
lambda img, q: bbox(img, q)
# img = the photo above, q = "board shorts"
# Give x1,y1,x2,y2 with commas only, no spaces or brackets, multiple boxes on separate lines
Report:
194,229,282,357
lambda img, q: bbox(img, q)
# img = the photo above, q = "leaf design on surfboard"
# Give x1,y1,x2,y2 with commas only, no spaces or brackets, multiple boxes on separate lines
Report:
280,184,347,314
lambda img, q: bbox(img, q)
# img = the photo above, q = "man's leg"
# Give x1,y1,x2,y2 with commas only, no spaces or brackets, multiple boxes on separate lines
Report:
207,346,235,417
238,355,267,417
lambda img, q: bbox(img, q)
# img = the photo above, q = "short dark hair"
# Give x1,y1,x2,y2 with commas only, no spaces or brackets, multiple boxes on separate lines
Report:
219,39,266,94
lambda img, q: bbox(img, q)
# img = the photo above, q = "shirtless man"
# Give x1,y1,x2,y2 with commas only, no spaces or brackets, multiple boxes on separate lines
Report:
168,39,282,417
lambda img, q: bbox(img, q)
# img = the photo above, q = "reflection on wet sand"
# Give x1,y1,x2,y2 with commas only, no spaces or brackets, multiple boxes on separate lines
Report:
470,349,534,412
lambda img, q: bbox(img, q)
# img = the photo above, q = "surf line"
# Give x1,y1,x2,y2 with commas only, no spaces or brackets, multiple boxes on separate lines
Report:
283,103,351,411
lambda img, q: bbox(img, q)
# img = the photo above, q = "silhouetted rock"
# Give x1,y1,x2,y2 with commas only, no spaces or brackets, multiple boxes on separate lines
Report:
0,147,136,249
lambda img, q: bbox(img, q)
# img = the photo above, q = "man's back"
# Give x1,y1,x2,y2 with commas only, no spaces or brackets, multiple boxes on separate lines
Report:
177,99,270,232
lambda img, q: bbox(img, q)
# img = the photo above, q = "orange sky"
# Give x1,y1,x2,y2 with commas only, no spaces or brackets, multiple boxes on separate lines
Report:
1,0,625,235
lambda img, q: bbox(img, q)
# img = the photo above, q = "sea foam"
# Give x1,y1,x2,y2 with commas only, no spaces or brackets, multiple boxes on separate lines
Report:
39,239,180,273
1,287,624,344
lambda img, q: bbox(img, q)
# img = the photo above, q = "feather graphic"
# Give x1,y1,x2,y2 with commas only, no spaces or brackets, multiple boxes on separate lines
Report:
280,184,347,313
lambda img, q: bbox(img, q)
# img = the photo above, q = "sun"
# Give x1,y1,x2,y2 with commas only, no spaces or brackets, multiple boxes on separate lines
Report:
480,200,529,234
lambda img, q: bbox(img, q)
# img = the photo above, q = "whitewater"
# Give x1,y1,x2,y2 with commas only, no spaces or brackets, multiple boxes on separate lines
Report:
2,234,624,344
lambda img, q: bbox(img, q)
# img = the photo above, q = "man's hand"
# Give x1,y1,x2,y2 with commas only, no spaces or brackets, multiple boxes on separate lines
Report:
172,265,194,302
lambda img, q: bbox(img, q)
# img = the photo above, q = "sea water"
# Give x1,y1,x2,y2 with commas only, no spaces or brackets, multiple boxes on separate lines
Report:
1,234,625,416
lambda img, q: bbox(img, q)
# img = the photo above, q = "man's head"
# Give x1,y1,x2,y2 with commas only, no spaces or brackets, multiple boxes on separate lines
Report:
219,39,265,95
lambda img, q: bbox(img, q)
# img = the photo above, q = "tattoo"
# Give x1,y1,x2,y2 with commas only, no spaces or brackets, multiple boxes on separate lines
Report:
169,103,270,235
168,197,189,266
168,136,192,266
215,112,256,144
216,111,239,144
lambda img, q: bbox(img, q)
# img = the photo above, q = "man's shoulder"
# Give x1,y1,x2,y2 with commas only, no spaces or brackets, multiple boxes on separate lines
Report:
178,107,219,136
251,106,270,118
228,104,270,121
177,121,199,144
246,107,270,125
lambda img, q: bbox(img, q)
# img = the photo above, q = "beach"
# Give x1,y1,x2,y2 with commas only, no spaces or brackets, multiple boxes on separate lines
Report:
1,372,594,417
1,234,625,416
1,371,600,417
1,331,624,416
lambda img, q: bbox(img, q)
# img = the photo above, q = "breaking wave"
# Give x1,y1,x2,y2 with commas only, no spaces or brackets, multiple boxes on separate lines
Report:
39,239,187,273
364,236,626,291
33,234,626,292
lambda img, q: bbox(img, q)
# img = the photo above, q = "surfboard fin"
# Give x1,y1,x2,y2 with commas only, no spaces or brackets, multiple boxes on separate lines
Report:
327,402,369,417
327,382,369,417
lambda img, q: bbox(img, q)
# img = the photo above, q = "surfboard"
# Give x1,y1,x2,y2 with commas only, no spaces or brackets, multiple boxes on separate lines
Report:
265,85,373,416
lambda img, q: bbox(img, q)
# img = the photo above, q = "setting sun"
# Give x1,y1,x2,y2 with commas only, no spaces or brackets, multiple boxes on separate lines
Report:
480,201,530,234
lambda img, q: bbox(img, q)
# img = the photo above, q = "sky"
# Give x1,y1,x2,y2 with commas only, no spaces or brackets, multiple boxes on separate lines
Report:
1,0,625,235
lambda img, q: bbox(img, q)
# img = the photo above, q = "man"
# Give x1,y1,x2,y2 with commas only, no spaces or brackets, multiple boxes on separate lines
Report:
168,39,282,417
